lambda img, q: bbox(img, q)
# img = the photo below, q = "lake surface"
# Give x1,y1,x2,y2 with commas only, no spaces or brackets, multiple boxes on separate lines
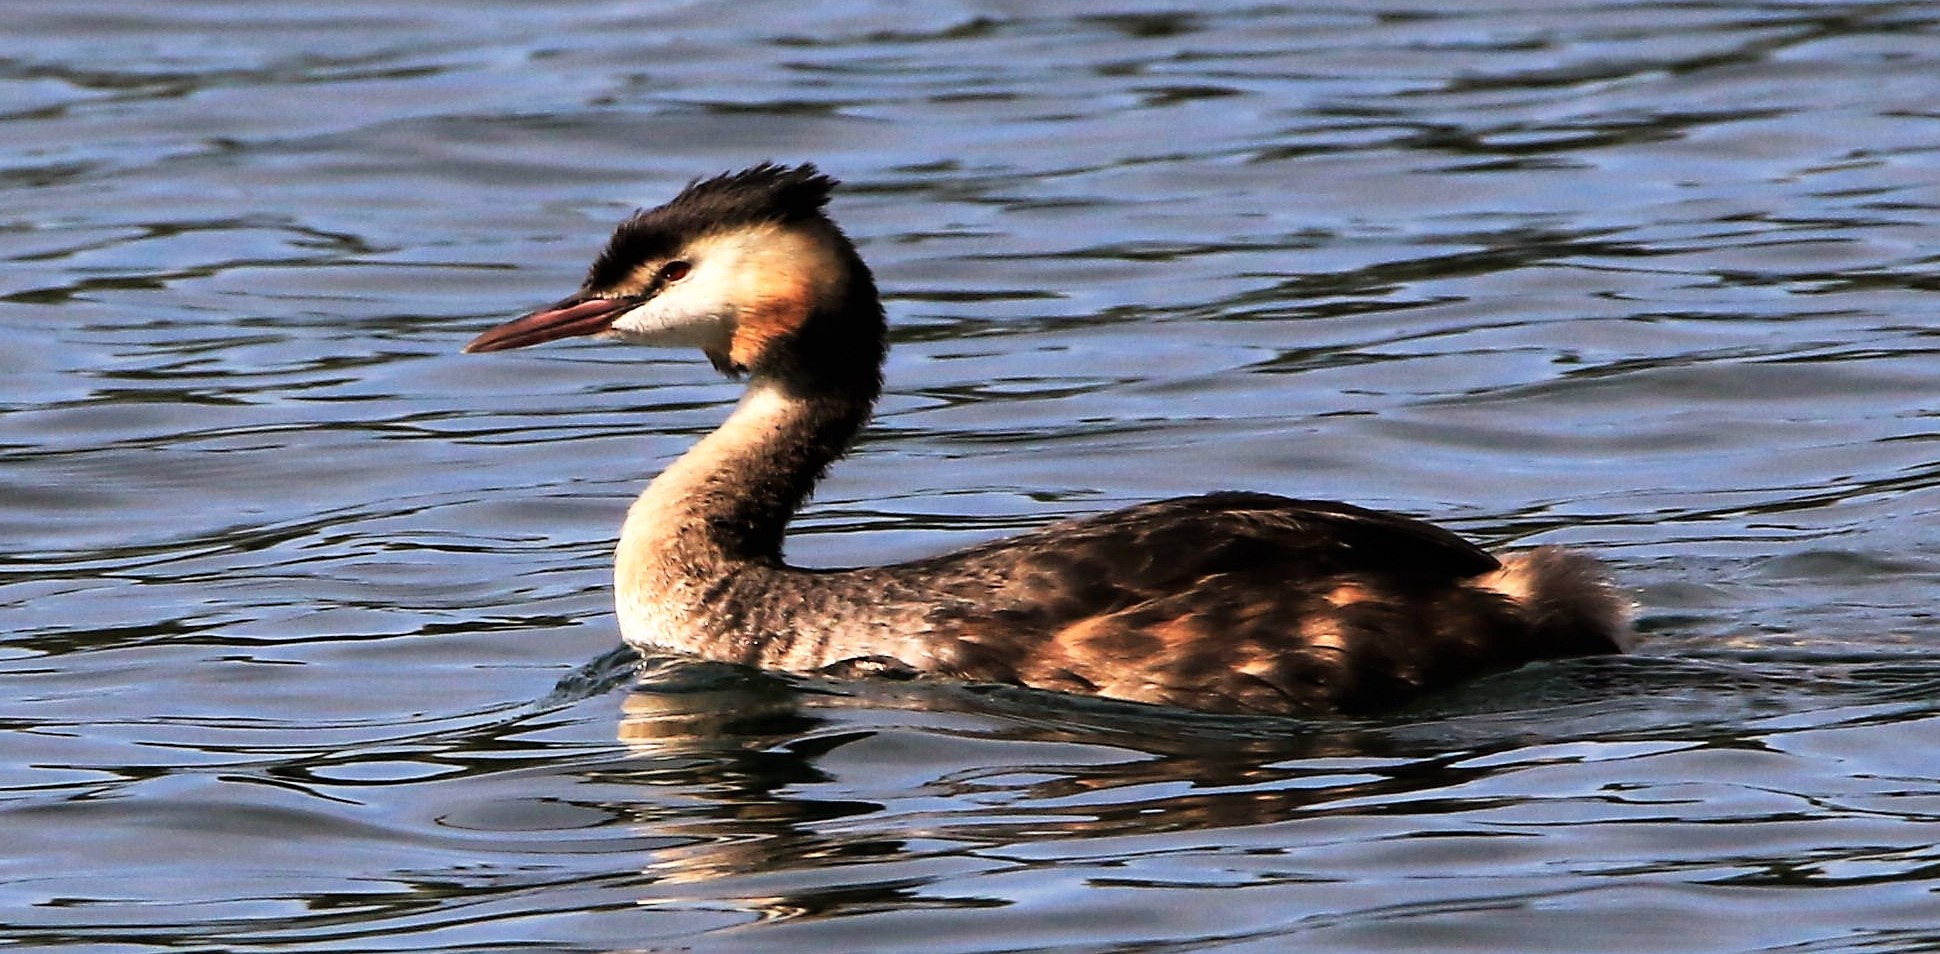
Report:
6,1,1940,950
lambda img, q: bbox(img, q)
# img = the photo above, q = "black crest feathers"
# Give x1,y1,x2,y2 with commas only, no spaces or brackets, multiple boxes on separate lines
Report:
586,163,840,290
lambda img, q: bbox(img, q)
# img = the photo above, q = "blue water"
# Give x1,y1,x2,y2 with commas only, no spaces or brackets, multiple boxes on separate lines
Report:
6,2,1940,950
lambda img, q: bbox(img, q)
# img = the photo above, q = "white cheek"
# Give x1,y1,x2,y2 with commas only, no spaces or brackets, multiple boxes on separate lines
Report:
604,273,737,351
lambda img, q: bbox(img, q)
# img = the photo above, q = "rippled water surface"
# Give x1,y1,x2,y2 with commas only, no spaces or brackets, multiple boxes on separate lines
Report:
7,1,1940,950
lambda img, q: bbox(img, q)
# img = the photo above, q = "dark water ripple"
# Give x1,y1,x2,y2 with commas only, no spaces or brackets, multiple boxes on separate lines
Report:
5,1,1940,951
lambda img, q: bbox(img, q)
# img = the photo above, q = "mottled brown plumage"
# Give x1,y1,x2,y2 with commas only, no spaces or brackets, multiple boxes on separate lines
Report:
465,163,1630,716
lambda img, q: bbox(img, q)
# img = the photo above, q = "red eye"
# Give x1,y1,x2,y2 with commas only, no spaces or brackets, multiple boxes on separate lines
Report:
659,260,691,283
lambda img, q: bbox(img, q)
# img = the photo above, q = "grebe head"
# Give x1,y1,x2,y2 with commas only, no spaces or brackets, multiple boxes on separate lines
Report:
464,163,884,386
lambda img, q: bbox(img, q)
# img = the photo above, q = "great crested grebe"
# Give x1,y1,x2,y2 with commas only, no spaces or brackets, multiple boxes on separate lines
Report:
465,163,1630,716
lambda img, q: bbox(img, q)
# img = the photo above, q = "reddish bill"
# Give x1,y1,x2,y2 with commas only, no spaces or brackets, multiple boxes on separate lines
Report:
462,296,641,353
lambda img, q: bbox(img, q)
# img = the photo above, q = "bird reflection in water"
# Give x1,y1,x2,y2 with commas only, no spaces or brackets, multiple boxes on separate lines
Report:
605,656,1601,925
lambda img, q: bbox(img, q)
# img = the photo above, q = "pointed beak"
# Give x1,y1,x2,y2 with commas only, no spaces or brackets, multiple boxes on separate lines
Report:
462,295,641,354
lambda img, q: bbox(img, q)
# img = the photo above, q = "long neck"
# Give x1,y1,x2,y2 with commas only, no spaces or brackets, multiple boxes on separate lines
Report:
615,365,877,655
626,377,872,565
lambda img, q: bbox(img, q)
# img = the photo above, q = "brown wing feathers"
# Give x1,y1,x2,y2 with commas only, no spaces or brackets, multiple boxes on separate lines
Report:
911,493,1550,714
